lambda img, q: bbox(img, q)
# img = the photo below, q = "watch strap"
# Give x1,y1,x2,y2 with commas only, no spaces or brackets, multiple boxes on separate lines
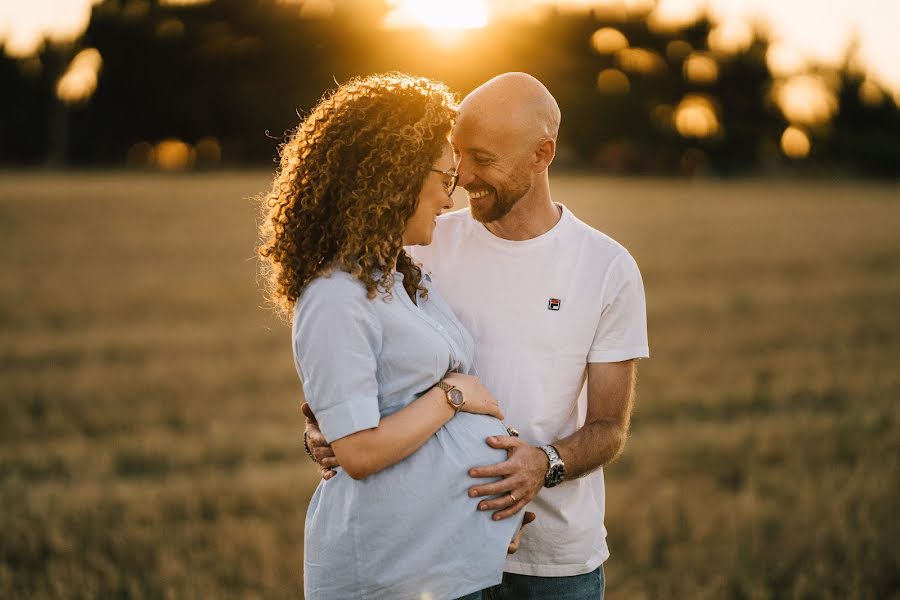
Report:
436,380,464,413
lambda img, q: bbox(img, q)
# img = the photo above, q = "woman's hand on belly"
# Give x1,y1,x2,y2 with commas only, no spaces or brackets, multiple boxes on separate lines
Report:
444,372,504,421
507,511,537,554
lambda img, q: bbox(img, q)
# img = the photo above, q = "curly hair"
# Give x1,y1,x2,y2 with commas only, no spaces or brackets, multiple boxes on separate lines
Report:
258,73,457,317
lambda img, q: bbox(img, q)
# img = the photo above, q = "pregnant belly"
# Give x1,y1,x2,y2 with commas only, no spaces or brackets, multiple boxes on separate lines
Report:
305,413,521,597
437,412,511,469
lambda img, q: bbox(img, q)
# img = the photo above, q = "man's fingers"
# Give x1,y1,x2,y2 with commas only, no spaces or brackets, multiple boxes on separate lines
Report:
300,402,318,424
306,429,329,448
492,499,527,521
468,461,511,480
311,446,335,460
320,466,336,480
468,477,516,499
477,491,525,513
318,456,339,469
476,488,532,513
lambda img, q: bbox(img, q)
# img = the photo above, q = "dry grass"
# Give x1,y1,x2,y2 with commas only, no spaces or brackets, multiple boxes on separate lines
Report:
1,173,898,599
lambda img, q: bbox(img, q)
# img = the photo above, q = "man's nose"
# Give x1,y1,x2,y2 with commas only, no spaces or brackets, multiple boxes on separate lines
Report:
456,158,475,189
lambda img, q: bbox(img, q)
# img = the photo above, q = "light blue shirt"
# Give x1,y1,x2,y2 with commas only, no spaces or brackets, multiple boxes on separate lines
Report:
293,269,521,600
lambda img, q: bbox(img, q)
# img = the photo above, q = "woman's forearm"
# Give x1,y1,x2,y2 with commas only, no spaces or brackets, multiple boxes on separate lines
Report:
330,385,454,479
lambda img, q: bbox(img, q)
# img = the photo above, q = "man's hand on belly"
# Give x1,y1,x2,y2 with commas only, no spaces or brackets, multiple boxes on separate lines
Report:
467,435,548,520
301,402,339,480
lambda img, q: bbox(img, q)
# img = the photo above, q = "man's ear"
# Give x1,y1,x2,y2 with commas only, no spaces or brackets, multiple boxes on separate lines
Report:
533,137,556,172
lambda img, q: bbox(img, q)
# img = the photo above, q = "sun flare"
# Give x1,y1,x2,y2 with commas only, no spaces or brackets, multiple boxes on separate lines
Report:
384,0,489,31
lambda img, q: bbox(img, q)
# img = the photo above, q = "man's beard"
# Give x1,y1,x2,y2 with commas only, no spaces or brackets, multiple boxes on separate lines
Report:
469,178,530,223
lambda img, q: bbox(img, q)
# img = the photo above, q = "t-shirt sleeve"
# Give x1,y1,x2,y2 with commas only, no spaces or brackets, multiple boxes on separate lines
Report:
587,251,650,363
292,277,383,442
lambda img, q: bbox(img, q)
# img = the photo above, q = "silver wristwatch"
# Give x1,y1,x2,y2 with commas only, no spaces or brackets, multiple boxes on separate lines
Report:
540,444,565,488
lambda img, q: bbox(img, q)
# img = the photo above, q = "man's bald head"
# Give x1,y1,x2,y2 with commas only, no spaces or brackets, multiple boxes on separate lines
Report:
458,72,561,144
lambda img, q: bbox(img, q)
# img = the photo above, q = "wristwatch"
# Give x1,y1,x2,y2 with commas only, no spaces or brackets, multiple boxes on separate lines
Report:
540,444,566,487
436,380,465,413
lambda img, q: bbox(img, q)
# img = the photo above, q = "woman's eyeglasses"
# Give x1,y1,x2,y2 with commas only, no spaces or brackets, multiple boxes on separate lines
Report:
431,168,459,197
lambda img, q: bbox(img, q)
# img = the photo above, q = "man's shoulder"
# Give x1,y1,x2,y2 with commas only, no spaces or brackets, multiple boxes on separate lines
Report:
562,206,630,259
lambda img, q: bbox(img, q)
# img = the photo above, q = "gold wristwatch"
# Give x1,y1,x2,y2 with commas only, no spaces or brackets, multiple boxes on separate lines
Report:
436,380,465,413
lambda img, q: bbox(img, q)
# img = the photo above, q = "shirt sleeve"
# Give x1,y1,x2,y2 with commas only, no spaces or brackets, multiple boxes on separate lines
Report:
587,251,650,363
292,275,383,442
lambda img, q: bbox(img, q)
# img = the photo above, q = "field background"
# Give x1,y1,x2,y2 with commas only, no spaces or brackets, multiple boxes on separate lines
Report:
1,173,898,599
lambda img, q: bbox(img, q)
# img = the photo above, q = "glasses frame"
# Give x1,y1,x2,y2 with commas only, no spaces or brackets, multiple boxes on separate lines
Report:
431,168,459,197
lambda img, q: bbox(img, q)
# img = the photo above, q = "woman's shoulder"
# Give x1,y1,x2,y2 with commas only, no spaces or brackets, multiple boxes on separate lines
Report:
303,269,368,297
295,270,376,319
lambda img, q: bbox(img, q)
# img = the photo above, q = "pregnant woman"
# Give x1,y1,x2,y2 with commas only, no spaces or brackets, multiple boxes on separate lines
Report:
257,73,522,600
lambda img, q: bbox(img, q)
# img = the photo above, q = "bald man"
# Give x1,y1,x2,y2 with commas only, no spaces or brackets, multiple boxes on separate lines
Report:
306,73,649,599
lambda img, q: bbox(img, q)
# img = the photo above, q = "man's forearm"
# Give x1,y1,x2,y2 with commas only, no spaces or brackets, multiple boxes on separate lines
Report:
552,360,636,480
552,418,628,480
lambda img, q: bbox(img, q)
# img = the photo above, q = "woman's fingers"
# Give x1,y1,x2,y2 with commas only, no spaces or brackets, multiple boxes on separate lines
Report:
507,511,537,554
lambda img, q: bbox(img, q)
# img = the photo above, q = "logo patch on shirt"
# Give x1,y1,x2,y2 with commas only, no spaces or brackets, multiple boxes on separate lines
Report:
548,298,561,311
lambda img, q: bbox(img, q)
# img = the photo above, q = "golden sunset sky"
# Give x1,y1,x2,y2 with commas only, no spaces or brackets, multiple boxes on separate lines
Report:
1,0,898,100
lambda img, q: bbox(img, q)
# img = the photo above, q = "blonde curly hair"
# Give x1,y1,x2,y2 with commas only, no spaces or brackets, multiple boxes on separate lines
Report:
258,73,457,317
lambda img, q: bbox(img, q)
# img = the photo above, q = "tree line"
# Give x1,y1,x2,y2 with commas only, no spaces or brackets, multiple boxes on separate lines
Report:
1,0,897,177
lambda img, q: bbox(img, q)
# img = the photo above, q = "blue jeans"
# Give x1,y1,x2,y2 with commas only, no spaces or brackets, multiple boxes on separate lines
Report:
481,565,605,600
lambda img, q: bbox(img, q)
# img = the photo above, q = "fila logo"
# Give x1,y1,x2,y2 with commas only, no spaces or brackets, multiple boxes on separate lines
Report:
548,298,561,311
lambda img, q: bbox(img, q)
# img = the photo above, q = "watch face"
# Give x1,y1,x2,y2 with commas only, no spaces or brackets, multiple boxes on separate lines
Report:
448,389,464,406
546,465,565,487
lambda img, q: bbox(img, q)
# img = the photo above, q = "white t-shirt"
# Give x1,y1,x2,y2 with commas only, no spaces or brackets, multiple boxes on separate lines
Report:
409,204,649,577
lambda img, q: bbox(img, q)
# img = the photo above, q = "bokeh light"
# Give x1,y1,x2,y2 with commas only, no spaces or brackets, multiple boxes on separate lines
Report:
591,27,628,54
648,0,703,33
616,47,666,75
0,0,102,58
155,18,186,40
674,95,720,138
155,139,194,171
56,47,103,105
766,43,806,76
122,0,150,21
708,19,754,55
780,125,811,159
195,137,222,167
665,40,693,63
772,75,838,126
126,141,156,168
858,78,885,107
683,52,718,85
597,68,630,94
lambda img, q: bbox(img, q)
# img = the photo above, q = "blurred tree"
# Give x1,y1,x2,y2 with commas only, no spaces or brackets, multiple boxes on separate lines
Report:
0,0,897,177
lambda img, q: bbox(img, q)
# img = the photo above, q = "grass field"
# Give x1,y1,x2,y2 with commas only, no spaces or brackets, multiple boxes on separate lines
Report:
1,172,898,599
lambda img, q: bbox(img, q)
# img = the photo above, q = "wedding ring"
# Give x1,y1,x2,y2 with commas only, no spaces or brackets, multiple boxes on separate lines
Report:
509,493,517,503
